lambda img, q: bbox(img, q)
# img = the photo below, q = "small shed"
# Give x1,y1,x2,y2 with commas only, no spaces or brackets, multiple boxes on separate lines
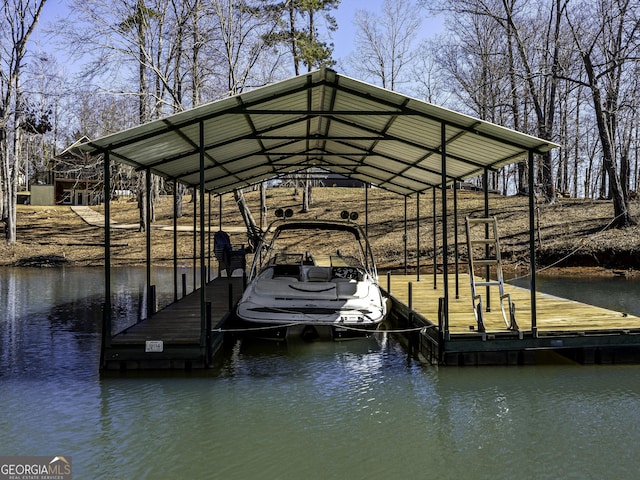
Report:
29,185,54,205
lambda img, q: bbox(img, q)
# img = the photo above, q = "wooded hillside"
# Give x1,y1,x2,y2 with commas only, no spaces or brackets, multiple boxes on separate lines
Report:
2,188,638,274
1,0,638,246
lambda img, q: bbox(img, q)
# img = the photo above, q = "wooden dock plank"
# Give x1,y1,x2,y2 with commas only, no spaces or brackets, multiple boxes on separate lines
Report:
387,274,640,335
110,277,244,344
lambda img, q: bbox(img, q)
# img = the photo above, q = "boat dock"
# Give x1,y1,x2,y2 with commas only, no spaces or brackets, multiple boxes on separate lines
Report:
384,273,640,366
102,277,244,370
101,271,640,370
87,68,633,370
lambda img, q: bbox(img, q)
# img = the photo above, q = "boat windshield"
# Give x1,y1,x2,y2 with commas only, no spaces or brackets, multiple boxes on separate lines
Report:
253,223,375,277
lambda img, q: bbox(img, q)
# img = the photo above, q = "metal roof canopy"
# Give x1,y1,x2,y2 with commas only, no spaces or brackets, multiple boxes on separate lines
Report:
81,68,559,197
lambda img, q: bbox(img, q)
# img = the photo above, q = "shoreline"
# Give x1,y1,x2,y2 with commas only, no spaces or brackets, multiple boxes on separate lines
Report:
5,253,637,279
1,190,638,277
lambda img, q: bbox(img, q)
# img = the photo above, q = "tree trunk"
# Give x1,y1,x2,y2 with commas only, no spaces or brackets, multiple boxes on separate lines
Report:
604,149,633,226
260,182,267,230
137,173,147,232
583,54,635,227
302,171,310,213
151,175,159,222
234,188,261,249
288,1,300,75
0,128,6,223
175,183,184,218
501,0,559,202
191,0,202,106
0,0,46,245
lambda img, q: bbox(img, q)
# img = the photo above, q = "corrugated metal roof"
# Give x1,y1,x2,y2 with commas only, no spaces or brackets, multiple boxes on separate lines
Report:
80,68,559,197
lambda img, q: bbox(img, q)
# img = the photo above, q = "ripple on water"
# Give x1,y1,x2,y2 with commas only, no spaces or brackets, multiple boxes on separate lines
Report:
4,268,640,479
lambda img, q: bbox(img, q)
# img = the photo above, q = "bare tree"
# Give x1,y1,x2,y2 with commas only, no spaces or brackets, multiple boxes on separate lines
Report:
412,38,450,105
443,0,567,201
347,0,422,91
434,6,508,119
433,0,640,207
0,0,47,244
565,0,638,227
17,53,66,190
209,0,288,238
211,0,284,96
506,0,566,202
65,0,211,226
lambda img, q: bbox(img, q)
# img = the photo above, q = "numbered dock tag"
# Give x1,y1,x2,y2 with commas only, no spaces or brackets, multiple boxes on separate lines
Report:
145,340,164,353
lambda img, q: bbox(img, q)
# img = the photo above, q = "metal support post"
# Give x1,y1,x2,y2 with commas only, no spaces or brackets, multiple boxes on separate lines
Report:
441,123,449,333
416,192,420,282
173,180,178,303
483,168,491,311
432,187,437,289
146,168,152,316
528,150,538,336
199,121,207,348
453,178,460,299
404,196,408,275
102,150,112,360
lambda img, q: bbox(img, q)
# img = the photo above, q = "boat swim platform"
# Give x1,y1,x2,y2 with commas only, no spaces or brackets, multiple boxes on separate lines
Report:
102,276,244,371
384,274,640,366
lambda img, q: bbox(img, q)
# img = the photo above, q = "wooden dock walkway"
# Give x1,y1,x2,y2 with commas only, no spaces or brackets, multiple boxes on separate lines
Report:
384,274,640,365
101,272,640,369
102,276,244,370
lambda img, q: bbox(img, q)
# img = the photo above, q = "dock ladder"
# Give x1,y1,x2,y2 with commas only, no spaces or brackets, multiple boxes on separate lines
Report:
465,217,518,332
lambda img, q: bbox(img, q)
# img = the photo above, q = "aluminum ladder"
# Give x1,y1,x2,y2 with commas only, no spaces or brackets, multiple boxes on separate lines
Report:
465,217,518,331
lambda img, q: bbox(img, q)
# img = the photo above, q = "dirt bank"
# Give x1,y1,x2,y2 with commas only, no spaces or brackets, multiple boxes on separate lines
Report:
1,188,638,277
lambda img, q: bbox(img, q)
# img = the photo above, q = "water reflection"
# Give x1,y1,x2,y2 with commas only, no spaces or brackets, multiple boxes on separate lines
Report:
2,267,640,479
0,266,194,380
511,274,640,316
429,365,640,478
0,268,102,379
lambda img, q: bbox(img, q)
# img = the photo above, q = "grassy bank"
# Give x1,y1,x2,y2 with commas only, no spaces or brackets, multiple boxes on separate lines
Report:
1,187,638,275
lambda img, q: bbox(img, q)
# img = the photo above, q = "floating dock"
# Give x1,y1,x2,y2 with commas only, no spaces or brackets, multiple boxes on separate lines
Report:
101,273,640,370
102,277,244,370
385,274,640,366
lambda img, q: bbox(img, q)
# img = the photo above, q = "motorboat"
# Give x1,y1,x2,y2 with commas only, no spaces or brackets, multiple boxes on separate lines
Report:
235,210,388,340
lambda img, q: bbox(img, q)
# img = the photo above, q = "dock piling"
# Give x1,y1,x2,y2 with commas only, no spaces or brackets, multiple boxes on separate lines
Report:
102,277,243,371
149,285,157,316
205,302,213,367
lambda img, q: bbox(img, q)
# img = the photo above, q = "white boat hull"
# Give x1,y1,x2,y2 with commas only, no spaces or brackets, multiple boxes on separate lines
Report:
236,267,387,334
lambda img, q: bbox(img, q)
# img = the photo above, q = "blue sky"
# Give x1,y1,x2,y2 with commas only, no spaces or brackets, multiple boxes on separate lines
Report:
331,1,444,60
332,0,382,59
332,1,445,97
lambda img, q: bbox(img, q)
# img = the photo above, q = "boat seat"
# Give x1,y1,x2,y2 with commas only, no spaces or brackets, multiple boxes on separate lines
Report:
336,280,366,299
306,266,332,282
272,264,300,279
214,230,246,278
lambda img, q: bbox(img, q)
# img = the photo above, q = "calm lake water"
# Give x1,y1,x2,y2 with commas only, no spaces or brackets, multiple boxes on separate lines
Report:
1,267,640,479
